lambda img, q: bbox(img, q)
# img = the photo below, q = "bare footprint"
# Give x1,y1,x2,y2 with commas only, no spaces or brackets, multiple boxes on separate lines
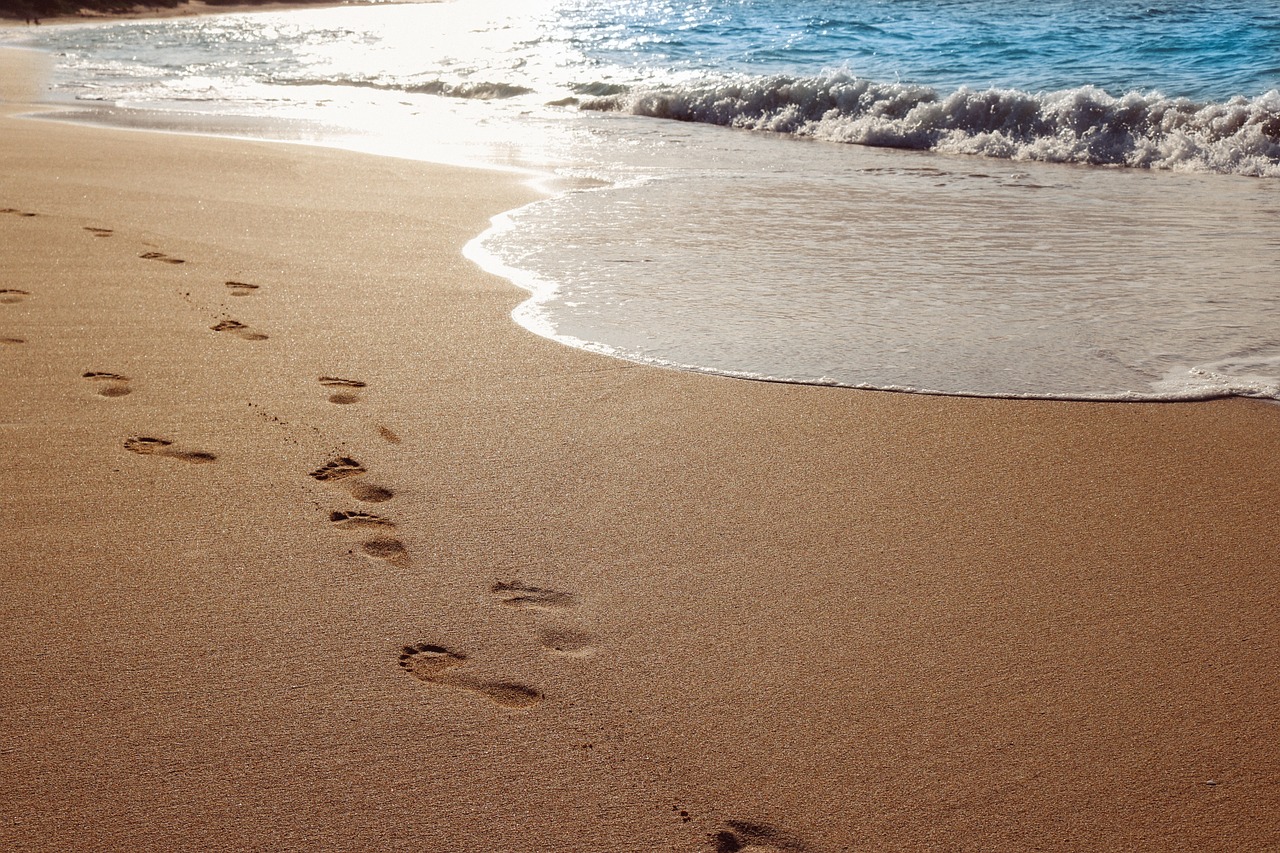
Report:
210,319,268,341
361,537,408,564
713,821,808,853
82,371,131,397
319,376,366,405
225,281,259,296
537,627,595,656
84,227,113,237
492,580,577,610
398,642,542,709
124,436,216,464
139,251,184,265
348,481,394,503
0,289,30,304
329,510,394,529
309,456,366,482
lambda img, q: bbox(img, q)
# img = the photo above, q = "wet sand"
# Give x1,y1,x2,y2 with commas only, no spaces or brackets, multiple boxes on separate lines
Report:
2,46,1279,852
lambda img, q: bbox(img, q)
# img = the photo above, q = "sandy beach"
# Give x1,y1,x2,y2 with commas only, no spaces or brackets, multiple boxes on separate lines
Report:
2,44,1279,852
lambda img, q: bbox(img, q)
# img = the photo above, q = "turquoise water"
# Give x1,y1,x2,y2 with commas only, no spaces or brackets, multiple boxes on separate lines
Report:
560,0,1280,100
6,0,1280,400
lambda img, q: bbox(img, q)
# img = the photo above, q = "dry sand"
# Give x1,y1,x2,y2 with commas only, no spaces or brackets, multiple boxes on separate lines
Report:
2,46,1279,852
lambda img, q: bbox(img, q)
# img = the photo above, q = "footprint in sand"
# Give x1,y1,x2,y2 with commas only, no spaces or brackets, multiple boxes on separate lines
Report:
309,456,395,503
536,627,595,656
324,514,405,562
1,337,24,345
349,481,395,503
712,821,808,853
84,227,113,238
0,208,37,218
360,537,408,564
82,371,131,397
139,251,184,265
0,289,30,304
329,510,394,529
124,436,216,464
398,642,542,709
492,580,577,610
319,376,366,405
210,319,268,341
310,456,366,482
225,281,259,297
378,425,401,444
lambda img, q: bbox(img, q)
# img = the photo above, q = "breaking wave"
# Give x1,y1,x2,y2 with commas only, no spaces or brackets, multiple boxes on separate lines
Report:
582,74,1280,176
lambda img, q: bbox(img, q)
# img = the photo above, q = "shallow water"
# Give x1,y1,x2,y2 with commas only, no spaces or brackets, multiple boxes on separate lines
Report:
7,0,1280,400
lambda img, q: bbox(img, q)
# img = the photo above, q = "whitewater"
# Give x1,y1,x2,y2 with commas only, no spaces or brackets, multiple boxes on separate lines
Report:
6,0,1279,400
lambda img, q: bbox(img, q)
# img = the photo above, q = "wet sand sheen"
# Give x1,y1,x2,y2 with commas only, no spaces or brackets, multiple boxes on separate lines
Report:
1,45,1279,852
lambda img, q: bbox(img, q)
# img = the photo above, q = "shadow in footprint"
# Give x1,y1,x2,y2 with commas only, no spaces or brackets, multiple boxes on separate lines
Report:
348,481,394,503
492,580,577,610
398,642,541,709
84,227,113,238
361,537,408,564
1,337,24,345
319,376,366,404
210,319,268,341
713,821,808,853
139,251,184,265
537,627,595,656
225,281,259,297
0,289,30,304
83,371,131,397
0,208,37,217
124,436,216,464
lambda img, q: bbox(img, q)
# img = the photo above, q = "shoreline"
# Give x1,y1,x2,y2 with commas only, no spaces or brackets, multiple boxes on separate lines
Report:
3,41,1280,853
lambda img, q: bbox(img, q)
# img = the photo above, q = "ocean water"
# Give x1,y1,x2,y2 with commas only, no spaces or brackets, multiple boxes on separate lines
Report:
6,0,1280,400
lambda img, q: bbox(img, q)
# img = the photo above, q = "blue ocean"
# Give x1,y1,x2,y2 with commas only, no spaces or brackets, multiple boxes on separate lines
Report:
7,0,1280,399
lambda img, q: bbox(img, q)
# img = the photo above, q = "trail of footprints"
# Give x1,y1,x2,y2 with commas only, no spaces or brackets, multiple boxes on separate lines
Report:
306,448,571,707
17,213,601,714
12,208,797,847
309,455,408,564
397,577,592,708
5,218,271,351
394,578,594,709
307,444,595,708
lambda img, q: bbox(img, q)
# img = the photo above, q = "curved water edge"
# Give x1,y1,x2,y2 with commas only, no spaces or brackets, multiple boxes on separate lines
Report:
466,135,1280,404
475,186,1280,405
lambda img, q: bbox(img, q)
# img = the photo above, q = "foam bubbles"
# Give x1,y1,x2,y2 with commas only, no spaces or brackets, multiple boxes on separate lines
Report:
583,76,1280,177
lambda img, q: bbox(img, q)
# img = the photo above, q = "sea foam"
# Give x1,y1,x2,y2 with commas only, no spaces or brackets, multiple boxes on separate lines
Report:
583,75,1280,177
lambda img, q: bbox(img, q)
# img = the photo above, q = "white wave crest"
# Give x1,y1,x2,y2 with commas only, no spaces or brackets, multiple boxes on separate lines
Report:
582,74,1280,176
